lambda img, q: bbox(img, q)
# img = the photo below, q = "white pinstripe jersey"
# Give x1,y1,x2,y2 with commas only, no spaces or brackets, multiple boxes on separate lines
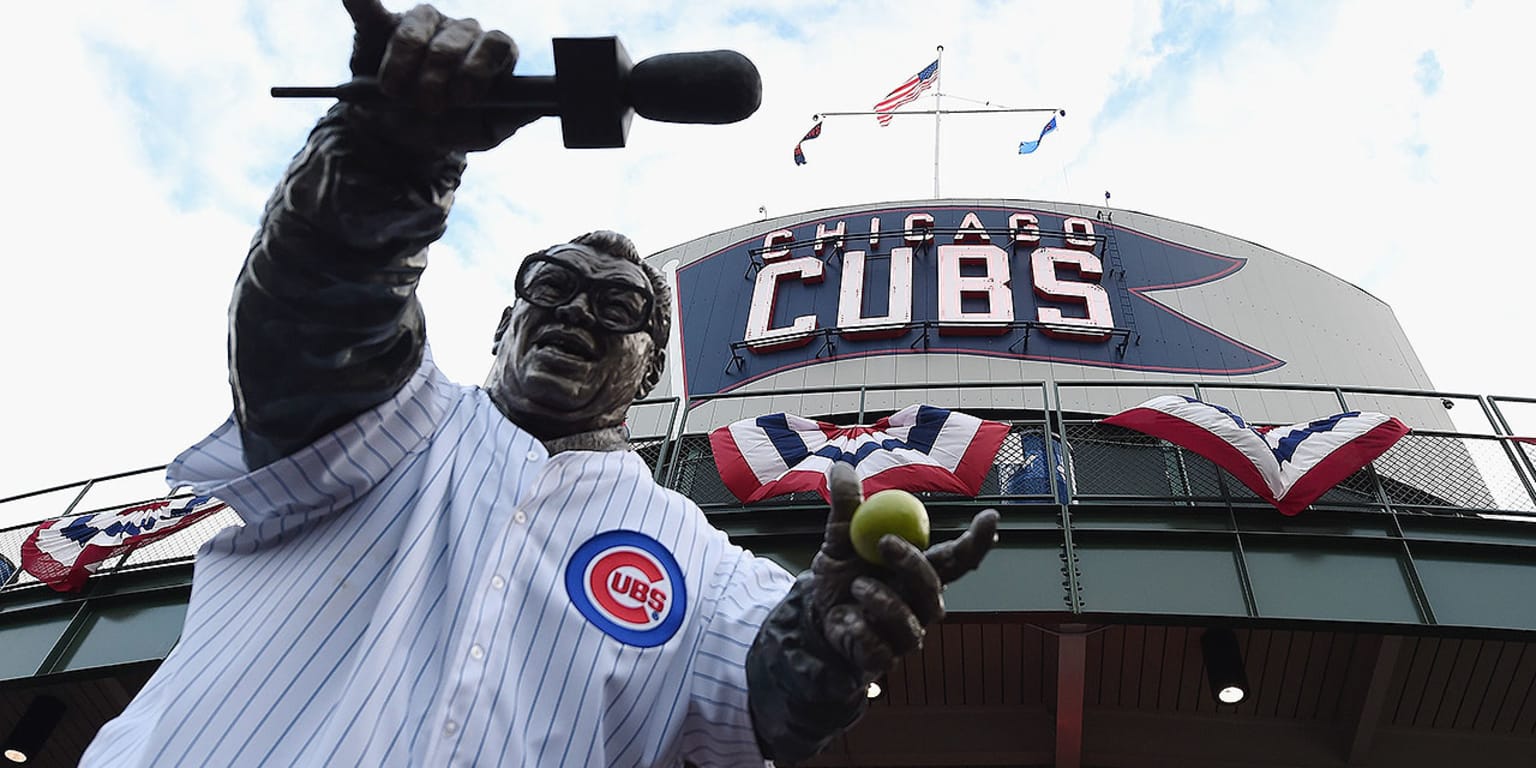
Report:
81,351,794,767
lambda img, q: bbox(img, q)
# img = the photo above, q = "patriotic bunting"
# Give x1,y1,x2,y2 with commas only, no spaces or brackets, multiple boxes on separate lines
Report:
1103,395,1409,516
20,495,228,592
709,404,1010,503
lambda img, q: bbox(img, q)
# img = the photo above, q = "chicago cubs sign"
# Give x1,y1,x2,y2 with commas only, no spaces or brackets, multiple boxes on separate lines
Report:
565,530,687,647
671,205,1285,398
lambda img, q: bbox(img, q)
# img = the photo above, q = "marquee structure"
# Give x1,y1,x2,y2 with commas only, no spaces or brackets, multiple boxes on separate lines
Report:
3,199,1535,767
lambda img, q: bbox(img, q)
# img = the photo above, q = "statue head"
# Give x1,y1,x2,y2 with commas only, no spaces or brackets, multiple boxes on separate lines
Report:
487,230,670,441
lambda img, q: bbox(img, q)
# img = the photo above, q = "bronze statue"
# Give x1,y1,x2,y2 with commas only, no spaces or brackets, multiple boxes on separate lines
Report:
81,3,998,765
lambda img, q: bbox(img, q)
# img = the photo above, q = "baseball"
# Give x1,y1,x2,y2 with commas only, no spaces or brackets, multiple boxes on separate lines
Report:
849,489,931,565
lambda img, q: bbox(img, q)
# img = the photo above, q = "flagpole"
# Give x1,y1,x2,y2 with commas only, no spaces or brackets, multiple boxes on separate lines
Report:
933,45,944,199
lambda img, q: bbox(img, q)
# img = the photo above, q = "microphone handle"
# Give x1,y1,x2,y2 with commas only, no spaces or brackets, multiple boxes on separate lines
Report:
270,76,562,114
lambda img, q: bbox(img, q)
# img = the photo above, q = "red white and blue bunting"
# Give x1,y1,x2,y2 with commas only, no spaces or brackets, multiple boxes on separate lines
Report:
20,495,228,592
710,404,1010,503
1103,395,1409,516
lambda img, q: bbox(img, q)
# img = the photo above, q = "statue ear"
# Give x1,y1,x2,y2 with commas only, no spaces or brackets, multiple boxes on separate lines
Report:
492,306,514,354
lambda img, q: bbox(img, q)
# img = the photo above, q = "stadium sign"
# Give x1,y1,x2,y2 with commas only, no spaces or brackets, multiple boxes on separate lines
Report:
672,205,1284,398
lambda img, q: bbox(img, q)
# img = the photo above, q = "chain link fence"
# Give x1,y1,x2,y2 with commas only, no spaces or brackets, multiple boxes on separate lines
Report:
1065,422,1534,517
5,383,1536,595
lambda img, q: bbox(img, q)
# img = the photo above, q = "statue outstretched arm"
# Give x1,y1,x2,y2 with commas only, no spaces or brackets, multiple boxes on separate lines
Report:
230,104,464,469
230,1,535,469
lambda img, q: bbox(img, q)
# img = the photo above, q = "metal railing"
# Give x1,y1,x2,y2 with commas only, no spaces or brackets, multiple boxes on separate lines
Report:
3,379,1534,595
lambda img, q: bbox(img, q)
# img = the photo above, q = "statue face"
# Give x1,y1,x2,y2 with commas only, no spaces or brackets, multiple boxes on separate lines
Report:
487,244,657,440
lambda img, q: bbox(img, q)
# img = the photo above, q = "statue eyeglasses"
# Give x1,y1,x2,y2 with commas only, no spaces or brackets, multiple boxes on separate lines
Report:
514,250,655,334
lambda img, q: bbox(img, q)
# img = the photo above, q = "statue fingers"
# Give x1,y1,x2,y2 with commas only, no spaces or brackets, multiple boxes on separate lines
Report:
344,0,395,36
851,576,927,656
414,17,482,113
820,462,862,561
344,0,399,77
875,534,945,627
822,604,894,682
378,4,443,100
452,29,518,107
926,508,1000,585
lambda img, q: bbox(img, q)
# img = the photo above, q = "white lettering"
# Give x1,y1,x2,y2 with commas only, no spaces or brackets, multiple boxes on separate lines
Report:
745,256,825,351
762,229,795,262
1009,213,1041,245
838,248,914,340
938,244,1013,335
1063,217,1096,250
868,217,881,251
954,212,991,243
815,221,845,256
1032,247,1114,340
904,213,935,246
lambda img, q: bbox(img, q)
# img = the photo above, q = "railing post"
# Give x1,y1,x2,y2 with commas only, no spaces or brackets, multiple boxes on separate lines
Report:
1334,388,1395,514
664,398,697,490
1049,382,1078,506
61,479,96,517
1050,381,1082,613
1191,383,1235,507
652,397,682,483
1483,396,1536,509
1337,389,1436,624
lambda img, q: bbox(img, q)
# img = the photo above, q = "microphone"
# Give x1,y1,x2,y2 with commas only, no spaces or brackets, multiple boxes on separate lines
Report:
271,37,762,149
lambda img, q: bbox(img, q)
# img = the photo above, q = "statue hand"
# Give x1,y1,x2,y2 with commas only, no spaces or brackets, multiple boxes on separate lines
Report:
342,0,539,153
813,462,1000,681
744,465,998,763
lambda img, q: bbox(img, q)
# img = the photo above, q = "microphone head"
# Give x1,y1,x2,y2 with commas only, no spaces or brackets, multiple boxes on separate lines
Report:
627,50,762,124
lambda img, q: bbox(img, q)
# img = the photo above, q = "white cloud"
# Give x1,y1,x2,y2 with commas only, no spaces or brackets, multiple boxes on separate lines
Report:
1,0,1532,505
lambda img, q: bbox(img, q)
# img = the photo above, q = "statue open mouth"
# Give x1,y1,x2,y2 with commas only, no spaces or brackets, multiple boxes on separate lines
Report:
532,326,598,360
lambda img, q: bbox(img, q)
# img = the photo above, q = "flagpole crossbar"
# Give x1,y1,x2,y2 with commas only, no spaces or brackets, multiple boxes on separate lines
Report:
815,107,1064,119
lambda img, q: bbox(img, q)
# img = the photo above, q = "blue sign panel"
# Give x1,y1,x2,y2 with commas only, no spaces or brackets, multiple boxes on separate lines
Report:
674,205,1283,398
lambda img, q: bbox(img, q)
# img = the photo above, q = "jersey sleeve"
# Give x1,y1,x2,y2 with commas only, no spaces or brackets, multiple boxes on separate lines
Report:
164,346,460,530
680,543,795,767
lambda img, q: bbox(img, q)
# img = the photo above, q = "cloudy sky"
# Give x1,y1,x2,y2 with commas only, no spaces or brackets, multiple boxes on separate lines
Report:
1,0,1531,505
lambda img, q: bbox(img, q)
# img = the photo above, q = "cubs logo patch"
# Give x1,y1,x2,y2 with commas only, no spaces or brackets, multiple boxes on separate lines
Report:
565,530,687,647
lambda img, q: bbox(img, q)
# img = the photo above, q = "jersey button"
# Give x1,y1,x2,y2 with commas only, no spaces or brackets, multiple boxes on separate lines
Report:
514,512,528,525
491,575,506,590
444,720,459,735
525,449,540,462
470,644,485,660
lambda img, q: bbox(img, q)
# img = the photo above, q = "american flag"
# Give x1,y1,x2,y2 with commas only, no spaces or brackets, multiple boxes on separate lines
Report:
874,59,939,126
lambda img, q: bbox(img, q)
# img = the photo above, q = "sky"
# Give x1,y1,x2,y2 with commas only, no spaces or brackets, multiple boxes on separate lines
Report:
1,0,1532,505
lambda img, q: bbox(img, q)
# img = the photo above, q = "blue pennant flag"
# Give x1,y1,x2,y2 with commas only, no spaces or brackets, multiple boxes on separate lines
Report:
1018,115,1058,155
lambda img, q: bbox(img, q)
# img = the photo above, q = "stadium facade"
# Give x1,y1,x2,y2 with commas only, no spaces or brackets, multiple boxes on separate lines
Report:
3,199,1535,767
